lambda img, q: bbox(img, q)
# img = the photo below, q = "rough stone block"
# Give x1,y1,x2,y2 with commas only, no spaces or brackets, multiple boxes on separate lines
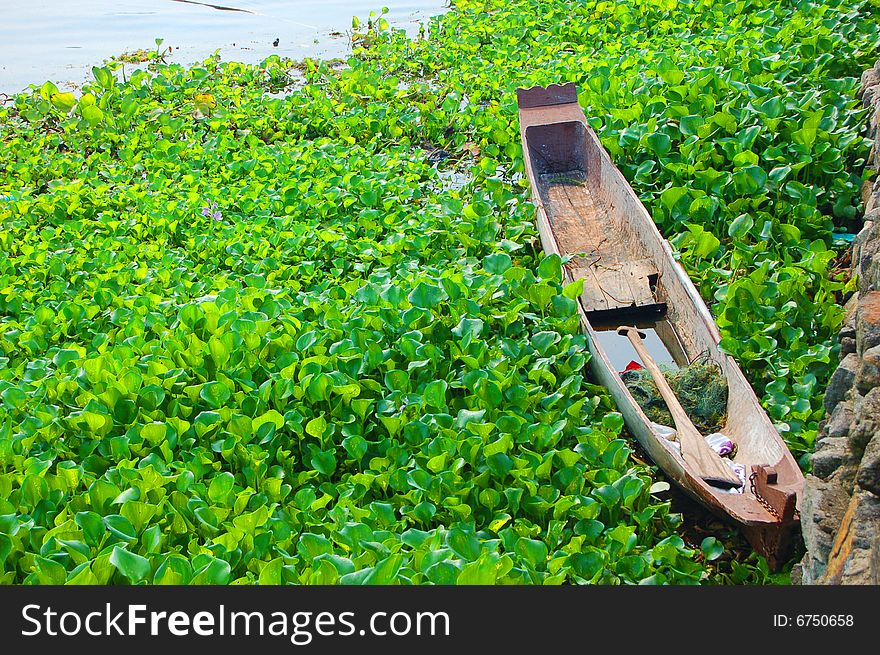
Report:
863,83,880,107
861,68,880,92
867,186,880,215
799,475,851,582
826,400,854,439
843,292,859,332
820,494,858,584
849,387,880,458
839,336,857,357
856,432,880,497
862,179,876,207
821,491,880,585
824,352,859,413
857,344,880,394
856,292,880,353
811,437,852,480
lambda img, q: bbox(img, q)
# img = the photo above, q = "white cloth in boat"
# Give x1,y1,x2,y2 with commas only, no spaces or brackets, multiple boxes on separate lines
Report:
651,423,746,494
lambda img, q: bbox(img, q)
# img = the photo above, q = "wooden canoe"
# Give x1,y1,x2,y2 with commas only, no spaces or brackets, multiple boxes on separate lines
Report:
516,83,804,569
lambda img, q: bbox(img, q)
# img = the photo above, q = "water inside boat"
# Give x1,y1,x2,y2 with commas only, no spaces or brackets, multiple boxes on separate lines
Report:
592,320,688,373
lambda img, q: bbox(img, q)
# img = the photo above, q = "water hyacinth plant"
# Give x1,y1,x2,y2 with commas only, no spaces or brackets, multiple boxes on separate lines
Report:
0,0,877,585
201,202,222,221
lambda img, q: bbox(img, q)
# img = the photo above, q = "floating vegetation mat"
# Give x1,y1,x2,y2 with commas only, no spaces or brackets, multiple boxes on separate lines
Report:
622,354,728,434
0,0,877,586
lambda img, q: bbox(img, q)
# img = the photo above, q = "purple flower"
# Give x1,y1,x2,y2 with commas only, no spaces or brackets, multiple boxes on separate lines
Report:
200,201,223,222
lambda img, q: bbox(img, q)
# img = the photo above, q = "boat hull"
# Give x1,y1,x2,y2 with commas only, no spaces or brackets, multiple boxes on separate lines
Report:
516,83,804,569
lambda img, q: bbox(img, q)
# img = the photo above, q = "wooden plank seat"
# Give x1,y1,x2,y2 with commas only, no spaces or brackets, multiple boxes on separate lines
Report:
568,257,665,317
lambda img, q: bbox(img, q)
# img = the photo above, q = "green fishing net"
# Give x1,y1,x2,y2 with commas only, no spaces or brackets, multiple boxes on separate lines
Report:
621,353,728,433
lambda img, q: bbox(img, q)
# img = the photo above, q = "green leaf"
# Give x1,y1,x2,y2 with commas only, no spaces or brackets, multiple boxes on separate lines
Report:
562,277,584,299
311,449,337,475
363,554,404,584
457,557,500,584
570,549,605,579
80,104,104,126
297,533,333,559
408,282,446,309
342,435,368,460
537,254,563,282
679,115,704,136
53,349,80,367
258,558,284,585
701,536,724,561
208,472,236,503
307,372,334,401
110,546,152,583
531,331,559,355
728,214,754,239
793,110,823,149
712,111,738,132
306,416,328,438
190,558,231,585
200,382,232,409
154,556,193,585
515,538,548,568
51,92,77,113
646,132,671,155
452,317,484,340
413,501,437,522
423,379,448,409
253,409,285,432
140,422,168,446
484,252,512,274
1,388,26,409
660,186,688,210
30,556,67,584
103,514,137,542
447,526,481,561
649,481,670,494
92,66,115,90
139,385,166,411
732,165,768,195
75,511,106,547
121,501,157,533
683,225,721,259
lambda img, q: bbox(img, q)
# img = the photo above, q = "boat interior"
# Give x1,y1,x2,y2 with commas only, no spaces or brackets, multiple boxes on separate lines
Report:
523,115,797,510
525,119,687,371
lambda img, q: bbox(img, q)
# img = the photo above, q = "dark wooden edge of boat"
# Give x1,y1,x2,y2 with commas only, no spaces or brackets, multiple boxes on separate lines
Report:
586,303,668,327
516,83,578,109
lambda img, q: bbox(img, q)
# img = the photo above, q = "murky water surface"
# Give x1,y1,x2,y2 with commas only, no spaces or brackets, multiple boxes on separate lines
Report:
0,1,447,94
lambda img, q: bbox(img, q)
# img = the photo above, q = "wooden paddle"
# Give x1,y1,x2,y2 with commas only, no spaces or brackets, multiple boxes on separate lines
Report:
617,326,742,489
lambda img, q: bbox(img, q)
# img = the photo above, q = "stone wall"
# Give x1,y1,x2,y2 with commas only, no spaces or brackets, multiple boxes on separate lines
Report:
795,61,880,585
